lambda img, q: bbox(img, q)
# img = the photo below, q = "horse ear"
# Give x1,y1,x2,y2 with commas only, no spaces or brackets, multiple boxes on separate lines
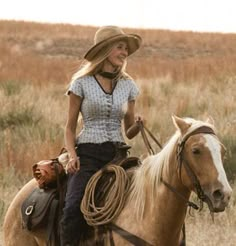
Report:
206,116,215,126
172,115,191,134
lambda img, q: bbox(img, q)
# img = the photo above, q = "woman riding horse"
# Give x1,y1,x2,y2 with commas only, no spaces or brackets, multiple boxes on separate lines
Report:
3,116,232,245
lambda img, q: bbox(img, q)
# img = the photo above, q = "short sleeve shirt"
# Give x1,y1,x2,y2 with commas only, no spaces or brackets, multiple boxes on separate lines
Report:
68,75,139,144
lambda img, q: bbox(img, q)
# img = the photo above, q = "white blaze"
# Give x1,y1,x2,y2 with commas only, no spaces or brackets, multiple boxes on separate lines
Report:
204,135,232,193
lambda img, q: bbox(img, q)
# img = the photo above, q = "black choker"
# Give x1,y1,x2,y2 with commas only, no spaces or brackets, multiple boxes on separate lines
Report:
98,71,119,79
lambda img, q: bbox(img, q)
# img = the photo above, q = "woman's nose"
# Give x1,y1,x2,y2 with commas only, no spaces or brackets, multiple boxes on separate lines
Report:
122,48,128,56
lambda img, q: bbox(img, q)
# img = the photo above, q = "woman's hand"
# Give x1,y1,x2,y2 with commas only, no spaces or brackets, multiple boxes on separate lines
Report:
135,115,145,125
66,155,80,174
124,100,145,139
125,115,145,139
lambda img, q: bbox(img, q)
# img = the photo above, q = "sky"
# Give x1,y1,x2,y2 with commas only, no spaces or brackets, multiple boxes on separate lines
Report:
1,0,236,33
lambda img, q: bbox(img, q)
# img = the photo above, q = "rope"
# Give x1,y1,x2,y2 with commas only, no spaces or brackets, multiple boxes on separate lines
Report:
81,124,161,227
80,164,131,226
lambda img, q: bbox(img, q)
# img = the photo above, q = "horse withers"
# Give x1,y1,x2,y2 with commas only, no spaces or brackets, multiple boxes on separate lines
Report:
3,116,232,245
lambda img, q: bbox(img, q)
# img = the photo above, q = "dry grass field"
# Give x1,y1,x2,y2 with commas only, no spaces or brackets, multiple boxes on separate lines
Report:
0,20,236,245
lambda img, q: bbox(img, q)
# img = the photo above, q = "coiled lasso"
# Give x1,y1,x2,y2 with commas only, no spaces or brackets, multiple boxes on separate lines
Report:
80,164,131,226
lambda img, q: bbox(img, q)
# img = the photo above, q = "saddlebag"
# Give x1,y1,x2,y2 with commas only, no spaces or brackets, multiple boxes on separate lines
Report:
21,188,58,231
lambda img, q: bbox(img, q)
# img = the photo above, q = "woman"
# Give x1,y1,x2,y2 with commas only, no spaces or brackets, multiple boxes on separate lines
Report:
60,25,142,245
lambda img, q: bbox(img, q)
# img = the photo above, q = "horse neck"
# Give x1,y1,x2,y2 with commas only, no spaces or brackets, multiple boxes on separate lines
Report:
120,142,191,245
159,143,191,213
145,144,191,243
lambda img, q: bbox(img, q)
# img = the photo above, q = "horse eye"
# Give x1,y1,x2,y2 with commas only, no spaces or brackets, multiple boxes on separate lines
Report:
192,148,200,155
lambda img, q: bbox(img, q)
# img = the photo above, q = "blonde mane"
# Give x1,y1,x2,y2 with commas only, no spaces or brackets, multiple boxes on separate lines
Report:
128,118,215,218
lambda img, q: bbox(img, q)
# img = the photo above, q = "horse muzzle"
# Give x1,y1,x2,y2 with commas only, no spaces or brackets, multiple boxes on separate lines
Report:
204,186,232,212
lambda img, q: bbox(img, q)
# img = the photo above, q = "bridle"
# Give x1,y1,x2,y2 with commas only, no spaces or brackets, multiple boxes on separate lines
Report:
139,122,217,211
175,125,216,211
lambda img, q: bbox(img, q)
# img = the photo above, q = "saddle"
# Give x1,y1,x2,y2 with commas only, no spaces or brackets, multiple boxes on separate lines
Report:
21,144,140,245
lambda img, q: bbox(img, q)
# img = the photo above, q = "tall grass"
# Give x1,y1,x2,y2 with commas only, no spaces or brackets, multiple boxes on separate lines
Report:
0,82,66,170
130,76,236,172
185,187,236,245
1,76,235,174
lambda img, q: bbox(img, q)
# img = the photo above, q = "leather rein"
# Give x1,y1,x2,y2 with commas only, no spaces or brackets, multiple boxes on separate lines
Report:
110,123,216,246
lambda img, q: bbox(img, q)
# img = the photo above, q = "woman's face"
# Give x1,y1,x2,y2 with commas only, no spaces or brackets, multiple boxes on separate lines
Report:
106,40,129,69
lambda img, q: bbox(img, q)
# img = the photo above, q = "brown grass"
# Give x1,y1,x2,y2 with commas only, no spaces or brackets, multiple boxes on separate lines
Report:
1,20,236,84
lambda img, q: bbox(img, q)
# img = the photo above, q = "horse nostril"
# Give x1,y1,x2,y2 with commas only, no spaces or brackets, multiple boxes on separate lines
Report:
213,189,224,200
225,193,231,202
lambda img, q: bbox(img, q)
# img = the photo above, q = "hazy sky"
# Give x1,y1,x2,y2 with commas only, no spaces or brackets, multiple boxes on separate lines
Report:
1,0,235,33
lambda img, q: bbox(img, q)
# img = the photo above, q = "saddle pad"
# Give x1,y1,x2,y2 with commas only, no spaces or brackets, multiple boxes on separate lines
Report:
21,188,58,230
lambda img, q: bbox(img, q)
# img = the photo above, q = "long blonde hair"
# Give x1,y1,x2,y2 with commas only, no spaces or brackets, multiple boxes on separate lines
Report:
70,41,132,83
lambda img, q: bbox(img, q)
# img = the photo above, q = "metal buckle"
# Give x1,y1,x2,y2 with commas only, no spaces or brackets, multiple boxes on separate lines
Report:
25,205,34,215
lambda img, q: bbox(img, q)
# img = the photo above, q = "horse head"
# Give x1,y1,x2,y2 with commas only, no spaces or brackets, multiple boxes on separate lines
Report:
173,115,232,212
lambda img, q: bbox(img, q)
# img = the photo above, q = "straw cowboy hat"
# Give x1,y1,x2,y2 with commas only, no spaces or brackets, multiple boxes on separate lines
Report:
84,26,142,61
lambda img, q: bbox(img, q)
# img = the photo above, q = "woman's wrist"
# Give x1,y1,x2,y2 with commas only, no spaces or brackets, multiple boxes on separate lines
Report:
127,122,141,139
69,152,78,161
132,121,141,132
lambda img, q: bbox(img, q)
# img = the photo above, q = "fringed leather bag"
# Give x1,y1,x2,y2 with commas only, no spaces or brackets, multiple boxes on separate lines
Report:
32,149,69,190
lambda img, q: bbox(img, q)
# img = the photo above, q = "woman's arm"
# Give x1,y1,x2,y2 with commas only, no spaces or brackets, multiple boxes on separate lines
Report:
65,93,82,173
124,100,141,139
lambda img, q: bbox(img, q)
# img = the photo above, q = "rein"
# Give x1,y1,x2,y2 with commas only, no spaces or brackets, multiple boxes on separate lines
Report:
109,224,153,246
138,121,163,154
160,178,199,210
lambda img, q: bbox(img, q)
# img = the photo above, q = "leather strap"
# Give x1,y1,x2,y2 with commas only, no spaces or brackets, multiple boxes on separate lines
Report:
110,223,153,246
109,227,115,246
138,122,162,155
176,126,216,208
178,126,215,150
161,178,199,210
46,198,59,245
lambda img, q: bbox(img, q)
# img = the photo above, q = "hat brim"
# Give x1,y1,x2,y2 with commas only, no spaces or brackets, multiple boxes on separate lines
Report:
84,34,142,61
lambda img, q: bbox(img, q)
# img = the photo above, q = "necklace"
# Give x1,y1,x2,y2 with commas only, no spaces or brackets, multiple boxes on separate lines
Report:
98,71,119,79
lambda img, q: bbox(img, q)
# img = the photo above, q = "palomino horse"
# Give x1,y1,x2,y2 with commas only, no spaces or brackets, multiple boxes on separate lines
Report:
3,116,232,245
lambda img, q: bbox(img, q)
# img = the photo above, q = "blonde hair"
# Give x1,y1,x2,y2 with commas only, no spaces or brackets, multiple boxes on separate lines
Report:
70,40,132,83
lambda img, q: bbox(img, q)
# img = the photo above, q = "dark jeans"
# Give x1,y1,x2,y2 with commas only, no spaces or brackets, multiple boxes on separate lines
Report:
60,142,116,246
